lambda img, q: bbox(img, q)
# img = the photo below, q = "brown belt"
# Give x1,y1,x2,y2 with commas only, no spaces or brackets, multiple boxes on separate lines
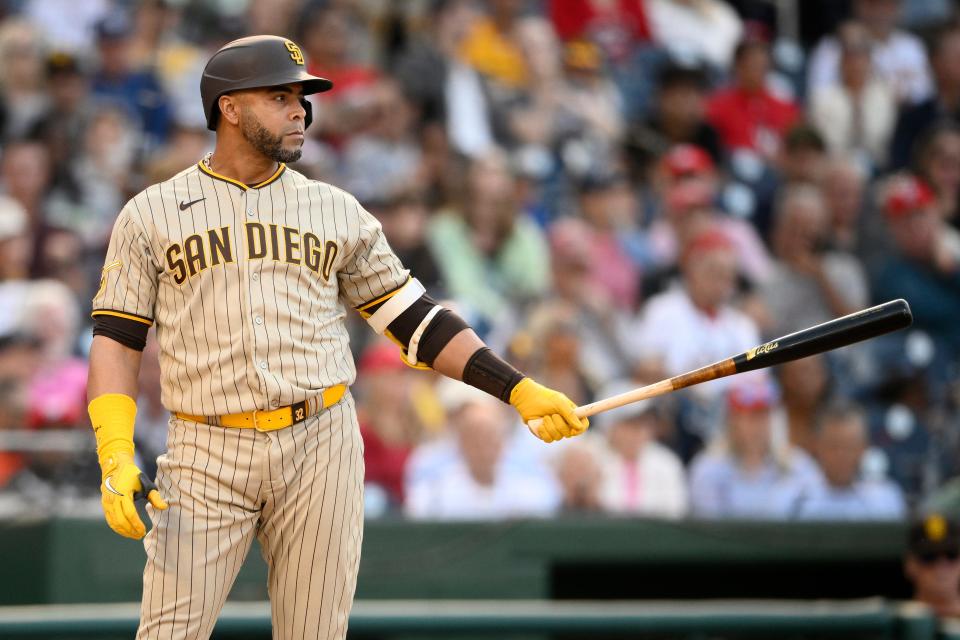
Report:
175,384,347,431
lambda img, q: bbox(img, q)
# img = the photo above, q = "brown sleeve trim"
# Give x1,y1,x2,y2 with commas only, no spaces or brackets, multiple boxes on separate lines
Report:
92,314,151,351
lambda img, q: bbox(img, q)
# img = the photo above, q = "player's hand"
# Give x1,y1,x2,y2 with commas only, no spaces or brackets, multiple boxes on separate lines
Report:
509,377,589,443
99,451,168,539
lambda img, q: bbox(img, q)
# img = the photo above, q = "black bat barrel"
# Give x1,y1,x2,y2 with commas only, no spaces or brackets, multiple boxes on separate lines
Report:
733,299,913,374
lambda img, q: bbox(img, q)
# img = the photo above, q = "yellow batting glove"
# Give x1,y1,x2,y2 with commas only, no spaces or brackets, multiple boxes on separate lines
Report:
89,393,168,539
99,451,168,539
509,378,589,443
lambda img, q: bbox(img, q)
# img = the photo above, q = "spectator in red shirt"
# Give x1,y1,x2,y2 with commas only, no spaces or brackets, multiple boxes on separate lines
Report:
547,0,651,62
707,39,800,160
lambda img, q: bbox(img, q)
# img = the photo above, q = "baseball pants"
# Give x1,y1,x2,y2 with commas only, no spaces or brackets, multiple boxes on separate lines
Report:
136,393,364,640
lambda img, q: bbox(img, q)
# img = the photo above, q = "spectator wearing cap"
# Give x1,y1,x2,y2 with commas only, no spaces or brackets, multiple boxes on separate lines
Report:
807,0,932,106
427,150,551,333
630,226,760,440
645,0,743,70
904,514,960,620
625,64,721,176
873,174,960,370
790,401,905,520
558,38,625,148
890,25,960,170
658,143,719,194
688,375,822,519
404,387,558,520
90,11,171,150
646,144,771,286
809,22,896,169
761,185,869,339
706,38,800,160
594,382,687,517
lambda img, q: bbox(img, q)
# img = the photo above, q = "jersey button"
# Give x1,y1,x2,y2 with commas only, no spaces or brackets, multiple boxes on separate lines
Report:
259,361,267,370
254,316,263,325
247,209,255,217
251,272,259,281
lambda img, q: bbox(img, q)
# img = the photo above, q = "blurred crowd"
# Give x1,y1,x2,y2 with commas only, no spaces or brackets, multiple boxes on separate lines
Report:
0,0,959,522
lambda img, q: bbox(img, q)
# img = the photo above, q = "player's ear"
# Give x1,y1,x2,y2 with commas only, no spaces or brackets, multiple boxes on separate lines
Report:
218,93,241,127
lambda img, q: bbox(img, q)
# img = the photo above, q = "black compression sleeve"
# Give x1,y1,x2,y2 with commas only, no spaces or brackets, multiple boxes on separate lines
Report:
461,347,525,403
92,314,149,351
415,309,469,365
383,295,471,366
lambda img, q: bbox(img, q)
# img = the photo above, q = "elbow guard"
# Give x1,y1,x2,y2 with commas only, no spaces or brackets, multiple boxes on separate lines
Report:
356,278,469,368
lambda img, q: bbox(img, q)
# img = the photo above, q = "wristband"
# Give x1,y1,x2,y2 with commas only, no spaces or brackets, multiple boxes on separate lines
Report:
461,347,526,403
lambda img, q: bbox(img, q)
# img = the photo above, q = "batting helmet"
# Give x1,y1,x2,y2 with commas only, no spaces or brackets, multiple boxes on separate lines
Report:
200,35,333,131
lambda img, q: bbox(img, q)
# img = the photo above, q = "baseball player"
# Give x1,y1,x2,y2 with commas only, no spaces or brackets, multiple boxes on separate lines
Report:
86,35,587,639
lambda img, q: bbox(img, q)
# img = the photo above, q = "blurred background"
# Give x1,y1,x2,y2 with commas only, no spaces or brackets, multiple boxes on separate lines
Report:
2,0,960,636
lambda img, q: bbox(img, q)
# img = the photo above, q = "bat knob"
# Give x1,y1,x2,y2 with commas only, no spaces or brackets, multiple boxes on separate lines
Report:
526,417,544,438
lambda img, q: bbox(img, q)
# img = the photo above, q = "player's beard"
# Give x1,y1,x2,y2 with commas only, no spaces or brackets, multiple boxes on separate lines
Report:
240,107,302,164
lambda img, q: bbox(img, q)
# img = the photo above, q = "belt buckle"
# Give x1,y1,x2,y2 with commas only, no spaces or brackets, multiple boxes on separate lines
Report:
251,408,260,430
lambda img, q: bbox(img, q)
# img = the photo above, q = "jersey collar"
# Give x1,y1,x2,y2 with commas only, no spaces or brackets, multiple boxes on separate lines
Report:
197,155,286,191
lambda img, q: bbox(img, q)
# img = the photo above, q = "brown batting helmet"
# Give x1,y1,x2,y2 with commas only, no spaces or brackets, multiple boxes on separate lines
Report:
200,35,333,131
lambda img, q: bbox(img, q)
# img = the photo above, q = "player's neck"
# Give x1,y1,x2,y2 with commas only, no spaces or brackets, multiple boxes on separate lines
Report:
208,138,280,187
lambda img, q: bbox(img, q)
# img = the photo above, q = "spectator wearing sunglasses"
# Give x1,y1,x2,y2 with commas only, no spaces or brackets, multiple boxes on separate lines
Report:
905,514,960,620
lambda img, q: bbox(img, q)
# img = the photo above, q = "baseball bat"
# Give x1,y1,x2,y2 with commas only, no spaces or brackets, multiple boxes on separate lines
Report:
528,299,912,432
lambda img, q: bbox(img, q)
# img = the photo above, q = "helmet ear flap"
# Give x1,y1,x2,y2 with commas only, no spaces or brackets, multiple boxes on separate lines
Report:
300,98,313,130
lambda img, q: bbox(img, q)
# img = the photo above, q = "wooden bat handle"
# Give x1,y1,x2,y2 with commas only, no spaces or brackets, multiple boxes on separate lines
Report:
526,359,736,433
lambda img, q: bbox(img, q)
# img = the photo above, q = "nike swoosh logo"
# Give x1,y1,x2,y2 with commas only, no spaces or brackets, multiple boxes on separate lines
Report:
104,476,124,497
179,197,205,211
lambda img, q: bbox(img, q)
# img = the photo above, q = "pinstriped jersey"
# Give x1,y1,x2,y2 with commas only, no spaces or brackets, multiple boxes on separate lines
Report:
93,160,409,416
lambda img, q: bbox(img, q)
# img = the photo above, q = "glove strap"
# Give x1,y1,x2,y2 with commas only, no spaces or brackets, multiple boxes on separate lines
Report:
461,347,525,403
88,393,137,462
